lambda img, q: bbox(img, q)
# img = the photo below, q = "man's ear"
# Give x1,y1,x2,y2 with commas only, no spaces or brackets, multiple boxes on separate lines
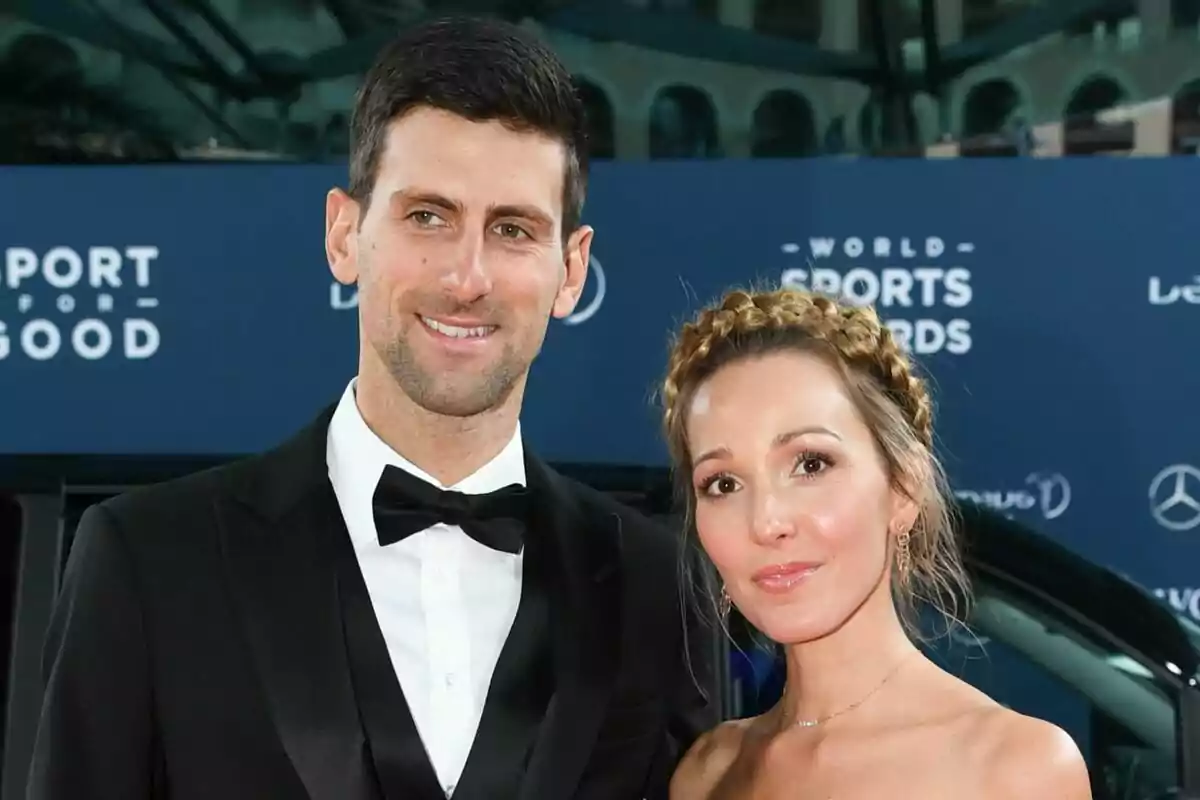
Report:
552,224,594,319
326,188,362,285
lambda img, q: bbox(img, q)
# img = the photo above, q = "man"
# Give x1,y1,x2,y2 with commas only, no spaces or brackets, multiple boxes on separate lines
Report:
26,16,715,800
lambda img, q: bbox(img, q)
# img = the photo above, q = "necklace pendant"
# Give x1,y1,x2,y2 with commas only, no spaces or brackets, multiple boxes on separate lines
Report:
798,719,819,728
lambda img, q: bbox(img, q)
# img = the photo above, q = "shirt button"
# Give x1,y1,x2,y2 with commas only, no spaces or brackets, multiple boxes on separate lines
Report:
444,673,456,688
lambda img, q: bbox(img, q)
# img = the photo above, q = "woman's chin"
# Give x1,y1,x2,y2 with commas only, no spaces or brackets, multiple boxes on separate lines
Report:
747,606,848,646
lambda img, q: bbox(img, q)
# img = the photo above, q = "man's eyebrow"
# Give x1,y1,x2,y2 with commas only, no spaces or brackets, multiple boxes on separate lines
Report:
488,203,554,228
388,188,462,214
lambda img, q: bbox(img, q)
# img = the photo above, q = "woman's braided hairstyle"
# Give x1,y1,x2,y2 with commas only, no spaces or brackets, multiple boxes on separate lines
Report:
662,287,969,637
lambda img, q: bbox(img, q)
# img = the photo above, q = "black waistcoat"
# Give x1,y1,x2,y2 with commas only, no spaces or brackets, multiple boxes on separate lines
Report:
321,510,555,800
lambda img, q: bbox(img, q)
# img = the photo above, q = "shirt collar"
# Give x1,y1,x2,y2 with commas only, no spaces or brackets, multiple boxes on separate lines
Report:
326,379,526,544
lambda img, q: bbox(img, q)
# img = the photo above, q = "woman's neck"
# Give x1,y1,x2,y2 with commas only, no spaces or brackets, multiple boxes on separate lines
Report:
775,587,918,729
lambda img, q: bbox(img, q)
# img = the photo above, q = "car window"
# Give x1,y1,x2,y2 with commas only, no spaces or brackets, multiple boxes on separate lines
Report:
938,582,1180,800
1168,611,1200,654
727,579,1182,800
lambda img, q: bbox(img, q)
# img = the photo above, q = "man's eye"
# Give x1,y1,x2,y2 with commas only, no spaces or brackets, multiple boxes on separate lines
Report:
409,211,444,226
496,223,528,239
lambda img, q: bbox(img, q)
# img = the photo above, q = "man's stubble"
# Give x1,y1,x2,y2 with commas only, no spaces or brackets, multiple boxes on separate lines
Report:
374,328,525,418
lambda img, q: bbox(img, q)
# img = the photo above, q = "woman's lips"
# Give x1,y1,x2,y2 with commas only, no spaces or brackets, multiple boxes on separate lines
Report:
751,562,822,593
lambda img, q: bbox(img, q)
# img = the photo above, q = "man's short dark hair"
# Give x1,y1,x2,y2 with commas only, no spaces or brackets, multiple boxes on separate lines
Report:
349,16,589,236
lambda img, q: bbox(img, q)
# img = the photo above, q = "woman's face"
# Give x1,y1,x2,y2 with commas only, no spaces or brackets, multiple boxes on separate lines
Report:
685,350,912,644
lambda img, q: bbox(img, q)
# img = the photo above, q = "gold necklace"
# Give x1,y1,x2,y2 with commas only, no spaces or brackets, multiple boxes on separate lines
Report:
791,652,914,729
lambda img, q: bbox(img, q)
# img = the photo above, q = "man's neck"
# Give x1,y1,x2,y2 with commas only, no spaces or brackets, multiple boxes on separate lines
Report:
353,370,522,487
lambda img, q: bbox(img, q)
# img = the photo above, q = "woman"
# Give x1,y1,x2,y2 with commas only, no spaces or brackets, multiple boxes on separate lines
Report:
662,288,1091,799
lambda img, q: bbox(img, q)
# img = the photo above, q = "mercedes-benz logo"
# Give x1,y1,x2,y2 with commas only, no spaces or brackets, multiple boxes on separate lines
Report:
1149,464,1200,532
562,256,606,326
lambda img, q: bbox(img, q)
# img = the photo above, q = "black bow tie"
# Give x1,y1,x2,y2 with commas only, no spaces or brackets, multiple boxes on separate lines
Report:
372,464,530,554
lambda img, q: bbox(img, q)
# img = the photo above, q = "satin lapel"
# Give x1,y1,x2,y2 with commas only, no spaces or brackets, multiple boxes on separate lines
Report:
219,406,378,800
323,494,446,800
518,455,624,800
449,551,551,800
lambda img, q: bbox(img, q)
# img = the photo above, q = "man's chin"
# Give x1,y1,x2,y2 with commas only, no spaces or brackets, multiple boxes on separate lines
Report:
395,375,520,419
415,396,500,419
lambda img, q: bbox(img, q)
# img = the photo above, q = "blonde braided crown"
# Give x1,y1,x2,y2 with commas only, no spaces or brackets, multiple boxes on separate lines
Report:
662,288,933,449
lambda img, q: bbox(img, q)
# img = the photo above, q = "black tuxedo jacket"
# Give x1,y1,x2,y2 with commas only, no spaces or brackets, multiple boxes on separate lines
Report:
26,407,716,800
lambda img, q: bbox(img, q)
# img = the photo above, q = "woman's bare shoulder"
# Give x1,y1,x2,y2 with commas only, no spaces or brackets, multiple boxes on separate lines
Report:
905,666,1090,798
669,717,755,800
969,707,1091,799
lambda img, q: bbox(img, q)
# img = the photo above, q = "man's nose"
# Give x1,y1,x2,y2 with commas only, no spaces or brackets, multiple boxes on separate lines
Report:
442,231,493,304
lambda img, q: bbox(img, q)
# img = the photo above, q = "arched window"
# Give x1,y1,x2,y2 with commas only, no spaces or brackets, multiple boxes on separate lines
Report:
1063,75,1132,155
574,78,615,159
1171,79,1200,154
649,85,719,159
961,79,1023,156
4,33,83,89
751,90,817,158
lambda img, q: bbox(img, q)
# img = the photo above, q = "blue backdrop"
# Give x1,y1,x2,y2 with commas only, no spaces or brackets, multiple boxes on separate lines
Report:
1,158,1198,606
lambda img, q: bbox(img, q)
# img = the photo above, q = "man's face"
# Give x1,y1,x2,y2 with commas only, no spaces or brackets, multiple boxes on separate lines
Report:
326,107,592,417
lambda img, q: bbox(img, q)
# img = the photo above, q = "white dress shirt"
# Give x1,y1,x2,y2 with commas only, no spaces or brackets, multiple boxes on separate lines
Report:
325,379,526,796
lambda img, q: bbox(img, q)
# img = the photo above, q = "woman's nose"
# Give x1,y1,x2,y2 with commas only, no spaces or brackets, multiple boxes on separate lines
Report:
748,488,796,545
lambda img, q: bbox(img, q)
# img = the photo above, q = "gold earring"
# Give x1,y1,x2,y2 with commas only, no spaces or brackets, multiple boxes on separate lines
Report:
718,585,733,619
895,528,912,578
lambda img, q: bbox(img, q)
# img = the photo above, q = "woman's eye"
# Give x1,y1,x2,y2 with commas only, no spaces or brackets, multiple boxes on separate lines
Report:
700,475,739,497
795,452,832,478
